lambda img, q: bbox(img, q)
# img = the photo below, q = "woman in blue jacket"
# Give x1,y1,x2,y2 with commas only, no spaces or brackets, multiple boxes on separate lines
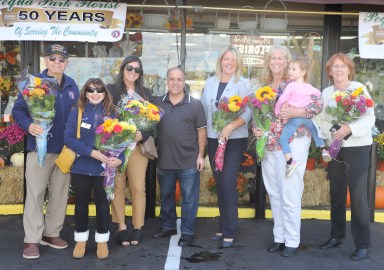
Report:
201,46,252,248
64,78,123,260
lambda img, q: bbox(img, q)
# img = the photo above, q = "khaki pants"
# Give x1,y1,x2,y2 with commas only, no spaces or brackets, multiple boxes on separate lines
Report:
23,152,71,243
111,146,148,229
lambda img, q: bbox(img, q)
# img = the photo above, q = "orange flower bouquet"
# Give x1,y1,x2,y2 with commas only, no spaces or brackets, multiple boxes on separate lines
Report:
16,68,58,167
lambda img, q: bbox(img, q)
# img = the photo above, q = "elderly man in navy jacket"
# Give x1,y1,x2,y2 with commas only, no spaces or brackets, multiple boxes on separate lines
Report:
13,44,79,260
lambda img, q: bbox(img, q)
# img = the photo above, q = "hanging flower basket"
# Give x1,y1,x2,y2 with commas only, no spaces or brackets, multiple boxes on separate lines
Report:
260,0,288,31
237,6,258,32
215,10,231,29
141,0,169,28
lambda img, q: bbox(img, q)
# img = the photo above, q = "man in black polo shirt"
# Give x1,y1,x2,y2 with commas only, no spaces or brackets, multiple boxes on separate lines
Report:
153,67,207,247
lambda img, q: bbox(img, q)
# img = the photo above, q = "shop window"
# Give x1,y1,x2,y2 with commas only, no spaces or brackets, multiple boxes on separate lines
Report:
0,41,22,165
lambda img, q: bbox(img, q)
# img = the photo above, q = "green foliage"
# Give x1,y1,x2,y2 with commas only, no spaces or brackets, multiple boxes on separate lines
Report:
374,133,384,162
308,141,321,159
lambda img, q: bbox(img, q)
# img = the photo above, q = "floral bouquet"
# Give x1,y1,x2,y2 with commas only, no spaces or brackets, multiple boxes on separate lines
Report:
117,92,164,171
325,86,374,158
248,86,277,160
16,67,58,167
212,95,248,171
95,118,137,201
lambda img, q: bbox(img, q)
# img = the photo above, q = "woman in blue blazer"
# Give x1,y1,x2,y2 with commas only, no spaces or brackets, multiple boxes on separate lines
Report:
201,46,252,248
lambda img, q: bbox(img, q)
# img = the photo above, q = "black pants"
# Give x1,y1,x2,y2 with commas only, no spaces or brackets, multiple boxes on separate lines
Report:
328,145,371,249
71,173,110,234
207,138,247,239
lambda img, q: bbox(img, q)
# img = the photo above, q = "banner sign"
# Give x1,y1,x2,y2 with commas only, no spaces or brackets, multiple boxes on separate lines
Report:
0,1,127,42
359,12,384,59
231,35,274,67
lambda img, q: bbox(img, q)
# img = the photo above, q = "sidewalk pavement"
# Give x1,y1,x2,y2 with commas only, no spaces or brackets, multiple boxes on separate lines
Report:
1,215,384,270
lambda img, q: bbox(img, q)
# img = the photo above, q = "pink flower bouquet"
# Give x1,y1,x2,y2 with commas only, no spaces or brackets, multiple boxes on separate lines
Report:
248,86,277,160
325,86,374,158
95,118,137,201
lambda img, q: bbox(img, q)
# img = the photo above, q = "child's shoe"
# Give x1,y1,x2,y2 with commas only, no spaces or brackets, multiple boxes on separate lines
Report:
286,160,298,177
322,149,332,162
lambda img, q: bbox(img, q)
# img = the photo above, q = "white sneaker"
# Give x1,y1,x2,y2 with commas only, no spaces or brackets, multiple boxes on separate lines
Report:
286,161,298,178
322,149,332,162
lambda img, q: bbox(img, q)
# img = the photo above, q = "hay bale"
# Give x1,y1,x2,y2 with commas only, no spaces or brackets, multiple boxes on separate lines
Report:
303,169,330,207
0,166,24,204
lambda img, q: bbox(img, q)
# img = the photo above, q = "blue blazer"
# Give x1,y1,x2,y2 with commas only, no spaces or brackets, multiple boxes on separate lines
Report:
201,75,252,139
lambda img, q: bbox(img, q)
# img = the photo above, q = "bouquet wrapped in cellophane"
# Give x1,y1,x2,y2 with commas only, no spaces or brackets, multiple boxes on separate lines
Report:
16,67,58,167
212,95,248,171
248,86,277,161
325,86,374,158
95,118,137,201
117,92,164,171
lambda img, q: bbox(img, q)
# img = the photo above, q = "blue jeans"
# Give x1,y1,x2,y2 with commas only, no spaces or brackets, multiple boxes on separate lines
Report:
280,117,325,154
157,168,200,235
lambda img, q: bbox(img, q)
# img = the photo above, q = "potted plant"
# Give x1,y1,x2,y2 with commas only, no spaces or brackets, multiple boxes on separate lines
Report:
373,133,384,171
307,141,321,170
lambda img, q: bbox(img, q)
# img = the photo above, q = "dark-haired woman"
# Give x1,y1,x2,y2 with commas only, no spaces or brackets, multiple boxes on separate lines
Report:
108,55,153,246
64,78,123,259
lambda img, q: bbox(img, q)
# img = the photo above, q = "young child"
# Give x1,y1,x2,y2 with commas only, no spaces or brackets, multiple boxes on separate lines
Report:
275,57,331,177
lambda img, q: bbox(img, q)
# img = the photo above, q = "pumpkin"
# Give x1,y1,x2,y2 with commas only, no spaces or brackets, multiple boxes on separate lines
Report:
346,188,351,208
0,157,4,167
375,186,384,209
10,152,24,167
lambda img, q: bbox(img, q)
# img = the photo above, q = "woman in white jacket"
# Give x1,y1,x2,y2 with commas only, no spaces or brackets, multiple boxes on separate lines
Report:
201,46,252,248
317,53,375,261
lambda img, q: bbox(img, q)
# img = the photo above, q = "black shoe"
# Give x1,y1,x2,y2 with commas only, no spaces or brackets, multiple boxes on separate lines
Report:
281,247,298,257
153,228,177,239
178,234,194,247
351,248,368,261
267,242,285,252
211,233,224,241
319,238,344,250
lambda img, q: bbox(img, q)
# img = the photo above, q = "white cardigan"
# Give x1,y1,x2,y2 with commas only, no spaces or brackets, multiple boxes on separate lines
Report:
315,81,375,147
201,75,252,139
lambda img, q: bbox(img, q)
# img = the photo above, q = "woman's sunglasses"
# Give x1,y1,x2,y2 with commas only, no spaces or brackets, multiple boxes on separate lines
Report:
48,56,66,63
125,65,142,74
86,87,105,94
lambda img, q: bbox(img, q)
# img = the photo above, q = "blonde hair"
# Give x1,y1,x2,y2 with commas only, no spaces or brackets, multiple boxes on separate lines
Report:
215,46,243,83
290,56,313,83
262,45,291,84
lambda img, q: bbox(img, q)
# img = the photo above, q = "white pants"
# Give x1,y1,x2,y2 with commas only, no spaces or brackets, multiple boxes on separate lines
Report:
262,136,310,248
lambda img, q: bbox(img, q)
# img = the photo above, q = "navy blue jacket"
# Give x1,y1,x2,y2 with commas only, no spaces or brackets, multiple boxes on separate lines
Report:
64,103,124,176
12,69,79,153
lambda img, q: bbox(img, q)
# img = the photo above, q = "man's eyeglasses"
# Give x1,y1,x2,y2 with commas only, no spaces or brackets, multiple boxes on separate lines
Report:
86,87,105,94
125,65,142,74
48,56,66,63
